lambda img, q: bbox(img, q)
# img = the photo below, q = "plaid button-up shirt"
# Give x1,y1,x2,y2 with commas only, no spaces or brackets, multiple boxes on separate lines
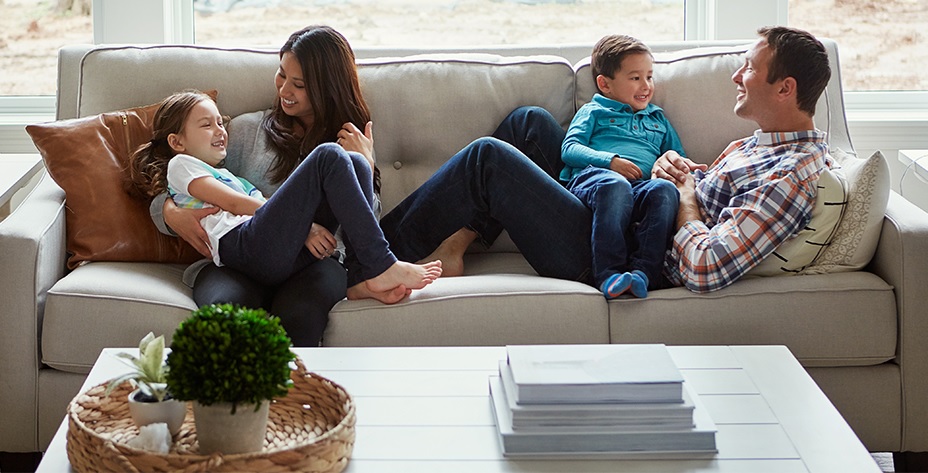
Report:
665,129,832,293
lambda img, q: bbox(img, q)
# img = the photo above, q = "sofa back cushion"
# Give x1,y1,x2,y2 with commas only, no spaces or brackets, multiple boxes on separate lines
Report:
75,46,576,214
358,54,575,212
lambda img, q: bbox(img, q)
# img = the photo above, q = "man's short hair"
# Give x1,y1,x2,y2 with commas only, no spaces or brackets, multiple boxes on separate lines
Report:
757,26,831,116
591,34,652,81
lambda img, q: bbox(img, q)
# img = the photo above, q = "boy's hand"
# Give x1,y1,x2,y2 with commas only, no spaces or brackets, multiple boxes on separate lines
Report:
306,223,338,259
609,156,643,180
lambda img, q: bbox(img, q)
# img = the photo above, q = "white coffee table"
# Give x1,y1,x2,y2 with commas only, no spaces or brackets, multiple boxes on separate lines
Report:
38,345,880,472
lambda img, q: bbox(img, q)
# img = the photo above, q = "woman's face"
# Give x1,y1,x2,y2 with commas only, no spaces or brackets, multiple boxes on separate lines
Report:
275,51,313,127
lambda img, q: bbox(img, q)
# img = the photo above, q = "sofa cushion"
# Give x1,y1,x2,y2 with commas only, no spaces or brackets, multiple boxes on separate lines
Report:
325,253,610,347
357,54,577,213
42,262,196,373
26,101,208,269
802,149,891,274
609,271,896,367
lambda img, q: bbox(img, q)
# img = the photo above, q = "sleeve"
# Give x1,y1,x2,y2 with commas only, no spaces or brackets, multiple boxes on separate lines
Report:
666,159,817,293
149,192,174,236
167,154,216,196
561,105,616,170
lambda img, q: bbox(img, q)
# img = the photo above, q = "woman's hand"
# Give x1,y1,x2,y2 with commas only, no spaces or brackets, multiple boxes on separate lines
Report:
163,198,217,258
305,223,338,259
336,121,375,169
652,150,707,184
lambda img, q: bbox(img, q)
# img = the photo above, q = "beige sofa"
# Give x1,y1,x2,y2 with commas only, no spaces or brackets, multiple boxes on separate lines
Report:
2,39,927,462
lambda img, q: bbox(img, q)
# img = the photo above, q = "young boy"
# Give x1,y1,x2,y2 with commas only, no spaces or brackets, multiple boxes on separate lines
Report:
561,34,685,299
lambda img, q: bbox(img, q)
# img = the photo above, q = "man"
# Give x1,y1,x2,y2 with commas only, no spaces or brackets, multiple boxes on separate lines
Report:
652,26,833,293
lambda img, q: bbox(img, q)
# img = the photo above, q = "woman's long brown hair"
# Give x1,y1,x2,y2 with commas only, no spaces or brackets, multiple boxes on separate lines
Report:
263,25,381,192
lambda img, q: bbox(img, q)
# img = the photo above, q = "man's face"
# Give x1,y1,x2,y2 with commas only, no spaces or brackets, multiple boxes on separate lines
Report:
731,39,780,123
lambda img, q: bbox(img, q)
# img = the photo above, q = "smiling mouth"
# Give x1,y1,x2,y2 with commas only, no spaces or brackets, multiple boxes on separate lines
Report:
282,98,296,106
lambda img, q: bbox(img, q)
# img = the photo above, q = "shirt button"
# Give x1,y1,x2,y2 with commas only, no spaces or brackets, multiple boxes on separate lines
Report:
634,126,638,130
393,161,402,170
610,119,615,123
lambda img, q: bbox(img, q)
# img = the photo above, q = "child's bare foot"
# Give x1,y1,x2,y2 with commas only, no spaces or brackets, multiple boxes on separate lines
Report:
417,227,477,277
367,260,442,293
347,282,410,304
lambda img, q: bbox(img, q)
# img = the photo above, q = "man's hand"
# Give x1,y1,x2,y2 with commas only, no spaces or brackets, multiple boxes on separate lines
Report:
609,156,643,180
337,121,375,169
163,198,217,258
305,223,338,259
652,150,707,184
674,172,703,230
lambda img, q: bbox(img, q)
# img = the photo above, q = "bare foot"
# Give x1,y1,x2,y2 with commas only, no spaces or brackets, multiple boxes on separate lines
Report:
417,227,477,277
366,260,442,293
347,282,410,304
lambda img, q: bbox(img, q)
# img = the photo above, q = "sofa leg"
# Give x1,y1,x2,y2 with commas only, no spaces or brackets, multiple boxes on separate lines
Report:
0,451,42,472
893,451,928,472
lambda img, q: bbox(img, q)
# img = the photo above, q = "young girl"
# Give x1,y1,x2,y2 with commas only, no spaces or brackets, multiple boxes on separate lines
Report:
131,90,441,303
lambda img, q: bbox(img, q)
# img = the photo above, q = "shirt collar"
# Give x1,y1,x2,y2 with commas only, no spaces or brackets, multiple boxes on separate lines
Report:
592,93,663,115
751,129,828,146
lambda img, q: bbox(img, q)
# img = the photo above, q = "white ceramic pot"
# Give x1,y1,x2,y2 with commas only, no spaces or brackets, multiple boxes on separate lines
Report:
192,400,269,454
127,389,187,436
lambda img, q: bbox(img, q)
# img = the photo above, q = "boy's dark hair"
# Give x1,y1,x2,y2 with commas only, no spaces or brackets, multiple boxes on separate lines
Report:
757,26,831,116
591,34,652,90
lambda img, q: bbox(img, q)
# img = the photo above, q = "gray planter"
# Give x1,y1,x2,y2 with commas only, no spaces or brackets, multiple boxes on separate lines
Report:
192,401,269,454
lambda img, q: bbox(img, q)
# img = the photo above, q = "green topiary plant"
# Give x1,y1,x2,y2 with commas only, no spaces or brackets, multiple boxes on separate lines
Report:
166,304,295,414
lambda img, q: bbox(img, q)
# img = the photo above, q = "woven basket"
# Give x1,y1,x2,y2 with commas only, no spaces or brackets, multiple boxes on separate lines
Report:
66,357,355,472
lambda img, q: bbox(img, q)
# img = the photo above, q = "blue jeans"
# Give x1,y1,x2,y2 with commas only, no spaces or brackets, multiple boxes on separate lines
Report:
193,258,346,347
567,167,679,289
380,113,594,285
219,143,396,287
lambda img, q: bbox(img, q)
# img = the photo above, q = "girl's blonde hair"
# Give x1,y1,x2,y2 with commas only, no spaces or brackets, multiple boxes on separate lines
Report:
128,90,214,199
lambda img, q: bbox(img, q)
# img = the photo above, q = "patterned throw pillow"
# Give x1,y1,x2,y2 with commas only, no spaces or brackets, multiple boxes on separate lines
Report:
801,149,890,274
747,166,847,277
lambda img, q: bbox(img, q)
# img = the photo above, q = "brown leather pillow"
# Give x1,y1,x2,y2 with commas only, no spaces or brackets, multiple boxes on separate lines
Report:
26,98,216,269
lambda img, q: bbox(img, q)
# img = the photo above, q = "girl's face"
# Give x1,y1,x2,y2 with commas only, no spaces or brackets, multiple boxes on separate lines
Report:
598,52,654,112
168,99,227,166
275,51,313,127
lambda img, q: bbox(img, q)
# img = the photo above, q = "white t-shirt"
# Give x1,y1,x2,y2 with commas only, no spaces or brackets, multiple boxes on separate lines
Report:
167,153,265,266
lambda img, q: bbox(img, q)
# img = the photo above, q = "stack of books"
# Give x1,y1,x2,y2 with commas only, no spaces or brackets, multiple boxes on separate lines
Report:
489,344,717,458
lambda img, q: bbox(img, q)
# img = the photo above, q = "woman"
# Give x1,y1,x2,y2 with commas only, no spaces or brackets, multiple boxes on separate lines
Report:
152,25,401,347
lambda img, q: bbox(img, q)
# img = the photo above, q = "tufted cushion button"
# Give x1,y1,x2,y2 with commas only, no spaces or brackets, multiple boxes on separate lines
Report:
393,161,403,170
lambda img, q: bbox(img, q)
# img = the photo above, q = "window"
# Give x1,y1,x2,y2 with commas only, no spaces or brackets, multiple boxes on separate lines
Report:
193,0,685,50
0,0,93,96
788,0,927,92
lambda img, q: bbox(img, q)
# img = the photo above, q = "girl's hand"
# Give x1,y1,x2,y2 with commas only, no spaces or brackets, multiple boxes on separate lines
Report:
163,198,218,258
306,223,338,259
609,156,643,180
336,121,375,169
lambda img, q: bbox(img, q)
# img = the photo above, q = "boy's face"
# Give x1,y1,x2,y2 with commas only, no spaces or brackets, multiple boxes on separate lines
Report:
597,52,654,112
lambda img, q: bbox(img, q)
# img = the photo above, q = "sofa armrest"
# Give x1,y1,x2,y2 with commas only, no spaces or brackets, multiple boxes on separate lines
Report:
869,191,928,452
0,173,67,451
